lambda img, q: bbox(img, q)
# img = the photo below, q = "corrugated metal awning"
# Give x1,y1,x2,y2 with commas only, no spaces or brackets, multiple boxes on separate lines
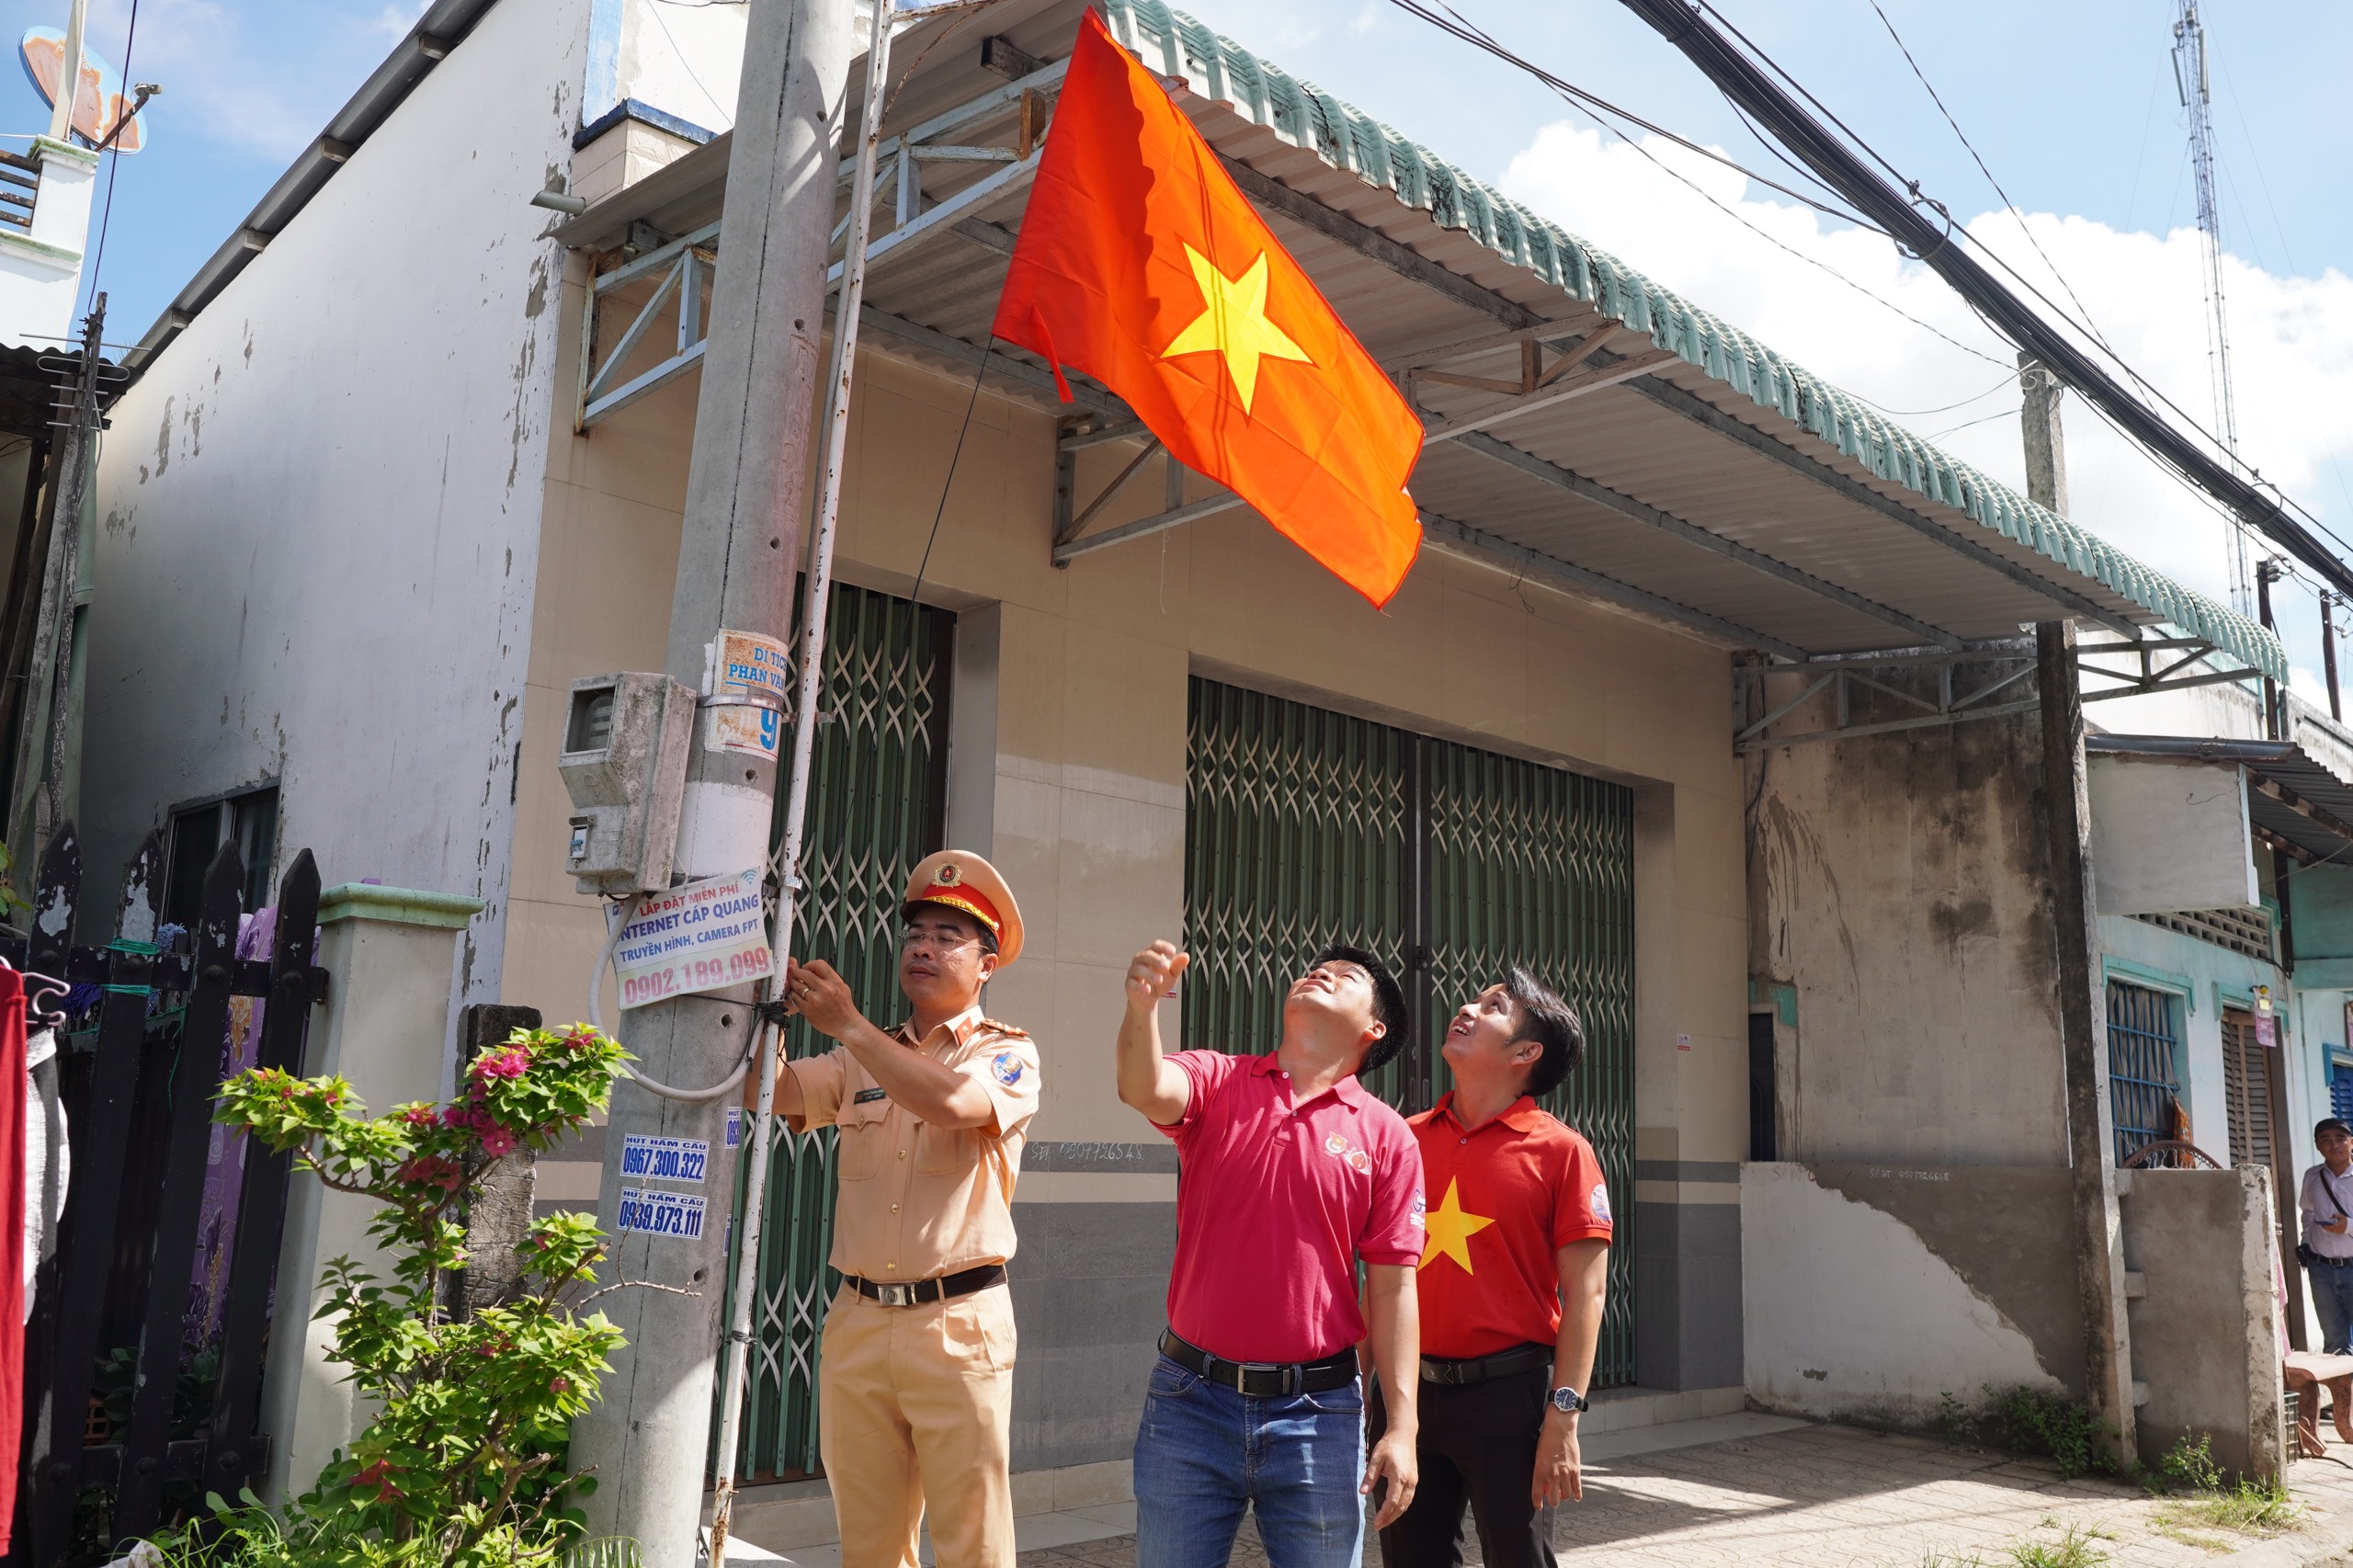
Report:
555,0,2285,679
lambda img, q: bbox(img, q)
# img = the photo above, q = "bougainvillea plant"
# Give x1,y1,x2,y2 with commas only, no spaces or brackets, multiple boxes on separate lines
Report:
174,1022,633,1568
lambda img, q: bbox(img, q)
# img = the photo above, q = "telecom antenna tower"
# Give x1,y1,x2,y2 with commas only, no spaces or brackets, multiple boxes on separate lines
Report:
2173,1,2249,614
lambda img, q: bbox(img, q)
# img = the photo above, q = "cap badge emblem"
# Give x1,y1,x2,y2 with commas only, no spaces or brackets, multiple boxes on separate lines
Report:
936,864,961,886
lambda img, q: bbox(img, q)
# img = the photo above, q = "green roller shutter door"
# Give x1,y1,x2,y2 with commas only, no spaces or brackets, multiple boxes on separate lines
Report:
1184,675,1637,1388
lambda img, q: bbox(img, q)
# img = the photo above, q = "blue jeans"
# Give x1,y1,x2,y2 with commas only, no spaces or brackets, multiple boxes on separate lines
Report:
1132,1353,1367,1568
2313,1261,2353,1354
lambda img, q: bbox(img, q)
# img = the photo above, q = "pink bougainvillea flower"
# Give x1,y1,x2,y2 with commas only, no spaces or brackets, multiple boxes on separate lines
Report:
354,1460,402,1503
481,1127,517,1158
470,1046,529,1083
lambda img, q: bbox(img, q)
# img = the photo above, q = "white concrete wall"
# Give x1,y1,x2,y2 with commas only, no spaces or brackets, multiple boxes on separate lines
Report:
81,0,591,1004
0,138,94,347
1742,1164,2063,1425
584,0,745,135
2087,756,2256,915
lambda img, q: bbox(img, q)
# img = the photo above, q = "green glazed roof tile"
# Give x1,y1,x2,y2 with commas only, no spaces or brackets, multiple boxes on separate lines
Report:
1098,0,2284,680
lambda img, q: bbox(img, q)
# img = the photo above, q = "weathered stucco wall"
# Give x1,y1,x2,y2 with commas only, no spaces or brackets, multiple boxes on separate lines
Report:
1742,1163,2080,1425
2121,1165,2285,1483
82,0,588,1003
1746,665,2071,1166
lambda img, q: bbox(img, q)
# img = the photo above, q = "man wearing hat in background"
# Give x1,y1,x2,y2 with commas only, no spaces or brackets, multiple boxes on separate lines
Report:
761,850,1038,1568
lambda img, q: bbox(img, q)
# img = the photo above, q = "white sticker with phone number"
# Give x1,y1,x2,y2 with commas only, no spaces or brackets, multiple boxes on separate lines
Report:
617,1187,707,1240
620,1134,708,1185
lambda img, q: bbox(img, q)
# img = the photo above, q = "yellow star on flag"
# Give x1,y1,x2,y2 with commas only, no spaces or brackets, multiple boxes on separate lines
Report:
1418,1176,1495,1274
1159,244,1314,415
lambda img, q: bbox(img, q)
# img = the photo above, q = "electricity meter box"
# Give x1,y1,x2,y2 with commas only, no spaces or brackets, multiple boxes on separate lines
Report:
558,672,695,895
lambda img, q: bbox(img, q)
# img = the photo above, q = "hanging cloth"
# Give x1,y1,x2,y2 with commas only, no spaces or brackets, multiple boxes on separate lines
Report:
0,968,28,1552
24,1021,63,1315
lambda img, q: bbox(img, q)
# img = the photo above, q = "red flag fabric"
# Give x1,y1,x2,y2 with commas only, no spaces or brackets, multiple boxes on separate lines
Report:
992,9,1424,607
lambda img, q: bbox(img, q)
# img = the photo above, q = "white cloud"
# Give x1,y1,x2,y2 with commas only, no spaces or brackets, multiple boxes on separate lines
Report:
119,0,427,162
1494,121,2353,699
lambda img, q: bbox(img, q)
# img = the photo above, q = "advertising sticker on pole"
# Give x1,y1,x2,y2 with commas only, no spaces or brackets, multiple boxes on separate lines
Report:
612,869,774,1008
706,629,789,759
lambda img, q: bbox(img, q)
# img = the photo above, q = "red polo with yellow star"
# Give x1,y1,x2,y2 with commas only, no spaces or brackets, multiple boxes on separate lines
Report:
1407,1092,1614,1358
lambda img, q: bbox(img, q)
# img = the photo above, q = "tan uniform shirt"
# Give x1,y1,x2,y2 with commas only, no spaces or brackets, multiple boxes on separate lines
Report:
783,1004,1040,1282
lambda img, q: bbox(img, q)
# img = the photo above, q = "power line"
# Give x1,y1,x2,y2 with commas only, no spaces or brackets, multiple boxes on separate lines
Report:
1860,0,2120,363
1849,368,2018,418
1382,0,2012,369
82,0,141,315
1383,0,1881,228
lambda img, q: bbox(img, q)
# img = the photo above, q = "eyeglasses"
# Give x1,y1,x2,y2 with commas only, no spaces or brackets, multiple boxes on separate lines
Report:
900,927,983,957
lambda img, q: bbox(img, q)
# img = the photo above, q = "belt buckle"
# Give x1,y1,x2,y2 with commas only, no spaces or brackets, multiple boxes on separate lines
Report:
877,1282,915,1307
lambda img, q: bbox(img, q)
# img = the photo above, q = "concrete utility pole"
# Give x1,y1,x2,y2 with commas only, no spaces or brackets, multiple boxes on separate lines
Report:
2021,358,2138,1463
568,1,855,1560
2018,352,2068,520
2256,558,2282,739
2323,593,2341,722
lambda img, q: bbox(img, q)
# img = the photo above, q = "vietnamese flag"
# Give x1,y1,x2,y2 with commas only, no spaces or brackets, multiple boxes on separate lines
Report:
992,9,1423,607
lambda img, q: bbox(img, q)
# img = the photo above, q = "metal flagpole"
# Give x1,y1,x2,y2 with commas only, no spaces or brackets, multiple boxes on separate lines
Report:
707,0,894,1556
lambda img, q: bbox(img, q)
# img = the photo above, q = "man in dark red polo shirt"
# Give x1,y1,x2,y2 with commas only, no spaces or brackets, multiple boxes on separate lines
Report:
1116,938,1427,1568
1372,967,1609,1568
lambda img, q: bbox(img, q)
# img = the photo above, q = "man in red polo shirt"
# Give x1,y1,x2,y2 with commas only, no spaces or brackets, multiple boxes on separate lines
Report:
1116,938,1427,1568
1372,967,1609,1568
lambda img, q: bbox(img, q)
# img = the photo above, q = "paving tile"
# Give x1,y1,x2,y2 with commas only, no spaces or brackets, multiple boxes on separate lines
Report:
1014,1423,2353,1568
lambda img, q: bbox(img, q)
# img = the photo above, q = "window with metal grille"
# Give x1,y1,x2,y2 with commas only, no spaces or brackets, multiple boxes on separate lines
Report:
2104,980,2180,1166
1184,676,1638,1387
2332,1060,2353,1126
716,584,951,1483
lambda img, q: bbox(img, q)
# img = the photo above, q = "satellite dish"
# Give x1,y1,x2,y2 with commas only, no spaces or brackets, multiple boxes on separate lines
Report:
20,28,143,153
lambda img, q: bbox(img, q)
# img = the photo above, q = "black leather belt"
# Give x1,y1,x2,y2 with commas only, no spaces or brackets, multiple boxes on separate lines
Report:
1159,1329,1357,1397
2315,1256,2353,1270
1420,1343,1552,1386
845,1263,1006,1307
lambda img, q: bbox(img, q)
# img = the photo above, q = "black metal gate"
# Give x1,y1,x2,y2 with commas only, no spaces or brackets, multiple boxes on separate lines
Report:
9,823,326,1564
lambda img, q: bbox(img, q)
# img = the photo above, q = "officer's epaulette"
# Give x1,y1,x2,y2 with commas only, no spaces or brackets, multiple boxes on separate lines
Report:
978,1018,1031,1040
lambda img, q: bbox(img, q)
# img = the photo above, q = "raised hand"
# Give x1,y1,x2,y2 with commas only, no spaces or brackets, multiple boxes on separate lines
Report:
1125,940,1190,1010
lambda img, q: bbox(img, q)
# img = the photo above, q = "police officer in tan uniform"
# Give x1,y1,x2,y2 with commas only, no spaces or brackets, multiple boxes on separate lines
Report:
765,850,1040,1568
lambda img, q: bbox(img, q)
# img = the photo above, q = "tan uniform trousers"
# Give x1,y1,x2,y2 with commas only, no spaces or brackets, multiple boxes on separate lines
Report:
819,1280,1017,1568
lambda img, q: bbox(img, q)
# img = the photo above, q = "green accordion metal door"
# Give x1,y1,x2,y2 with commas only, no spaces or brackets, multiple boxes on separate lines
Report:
1423,737,1637,1388
1184,676,1637,1387
719,584,951,1481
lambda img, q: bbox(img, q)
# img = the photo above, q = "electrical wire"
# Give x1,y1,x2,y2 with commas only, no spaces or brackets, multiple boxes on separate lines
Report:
1848,368,2018,418
81,0,140,317
1922,404,2018,442
1383,0,2011,371
1383,0,1880,229
1859,0,2117,361
1665,2,2353,577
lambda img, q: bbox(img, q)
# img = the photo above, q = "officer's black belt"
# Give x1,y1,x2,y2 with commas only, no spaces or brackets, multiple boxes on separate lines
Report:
1419,1343,1552,1386
846,1263,1006,1307
1158,1329,1357,1397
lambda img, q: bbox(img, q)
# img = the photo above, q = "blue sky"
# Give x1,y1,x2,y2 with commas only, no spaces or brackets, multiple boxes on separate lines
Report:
10,0,2353,689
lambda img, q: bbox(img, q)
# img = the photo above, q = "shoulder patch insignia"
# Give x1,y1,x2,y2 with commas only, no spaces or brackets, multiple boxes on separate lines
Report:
991,1051,1025,1086
1589,1180,1613,1225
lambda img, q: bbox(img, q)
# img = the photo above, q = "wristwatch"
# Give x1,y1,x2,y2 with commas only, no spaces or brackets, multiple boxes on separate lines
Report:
1549,1385,1588,1415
